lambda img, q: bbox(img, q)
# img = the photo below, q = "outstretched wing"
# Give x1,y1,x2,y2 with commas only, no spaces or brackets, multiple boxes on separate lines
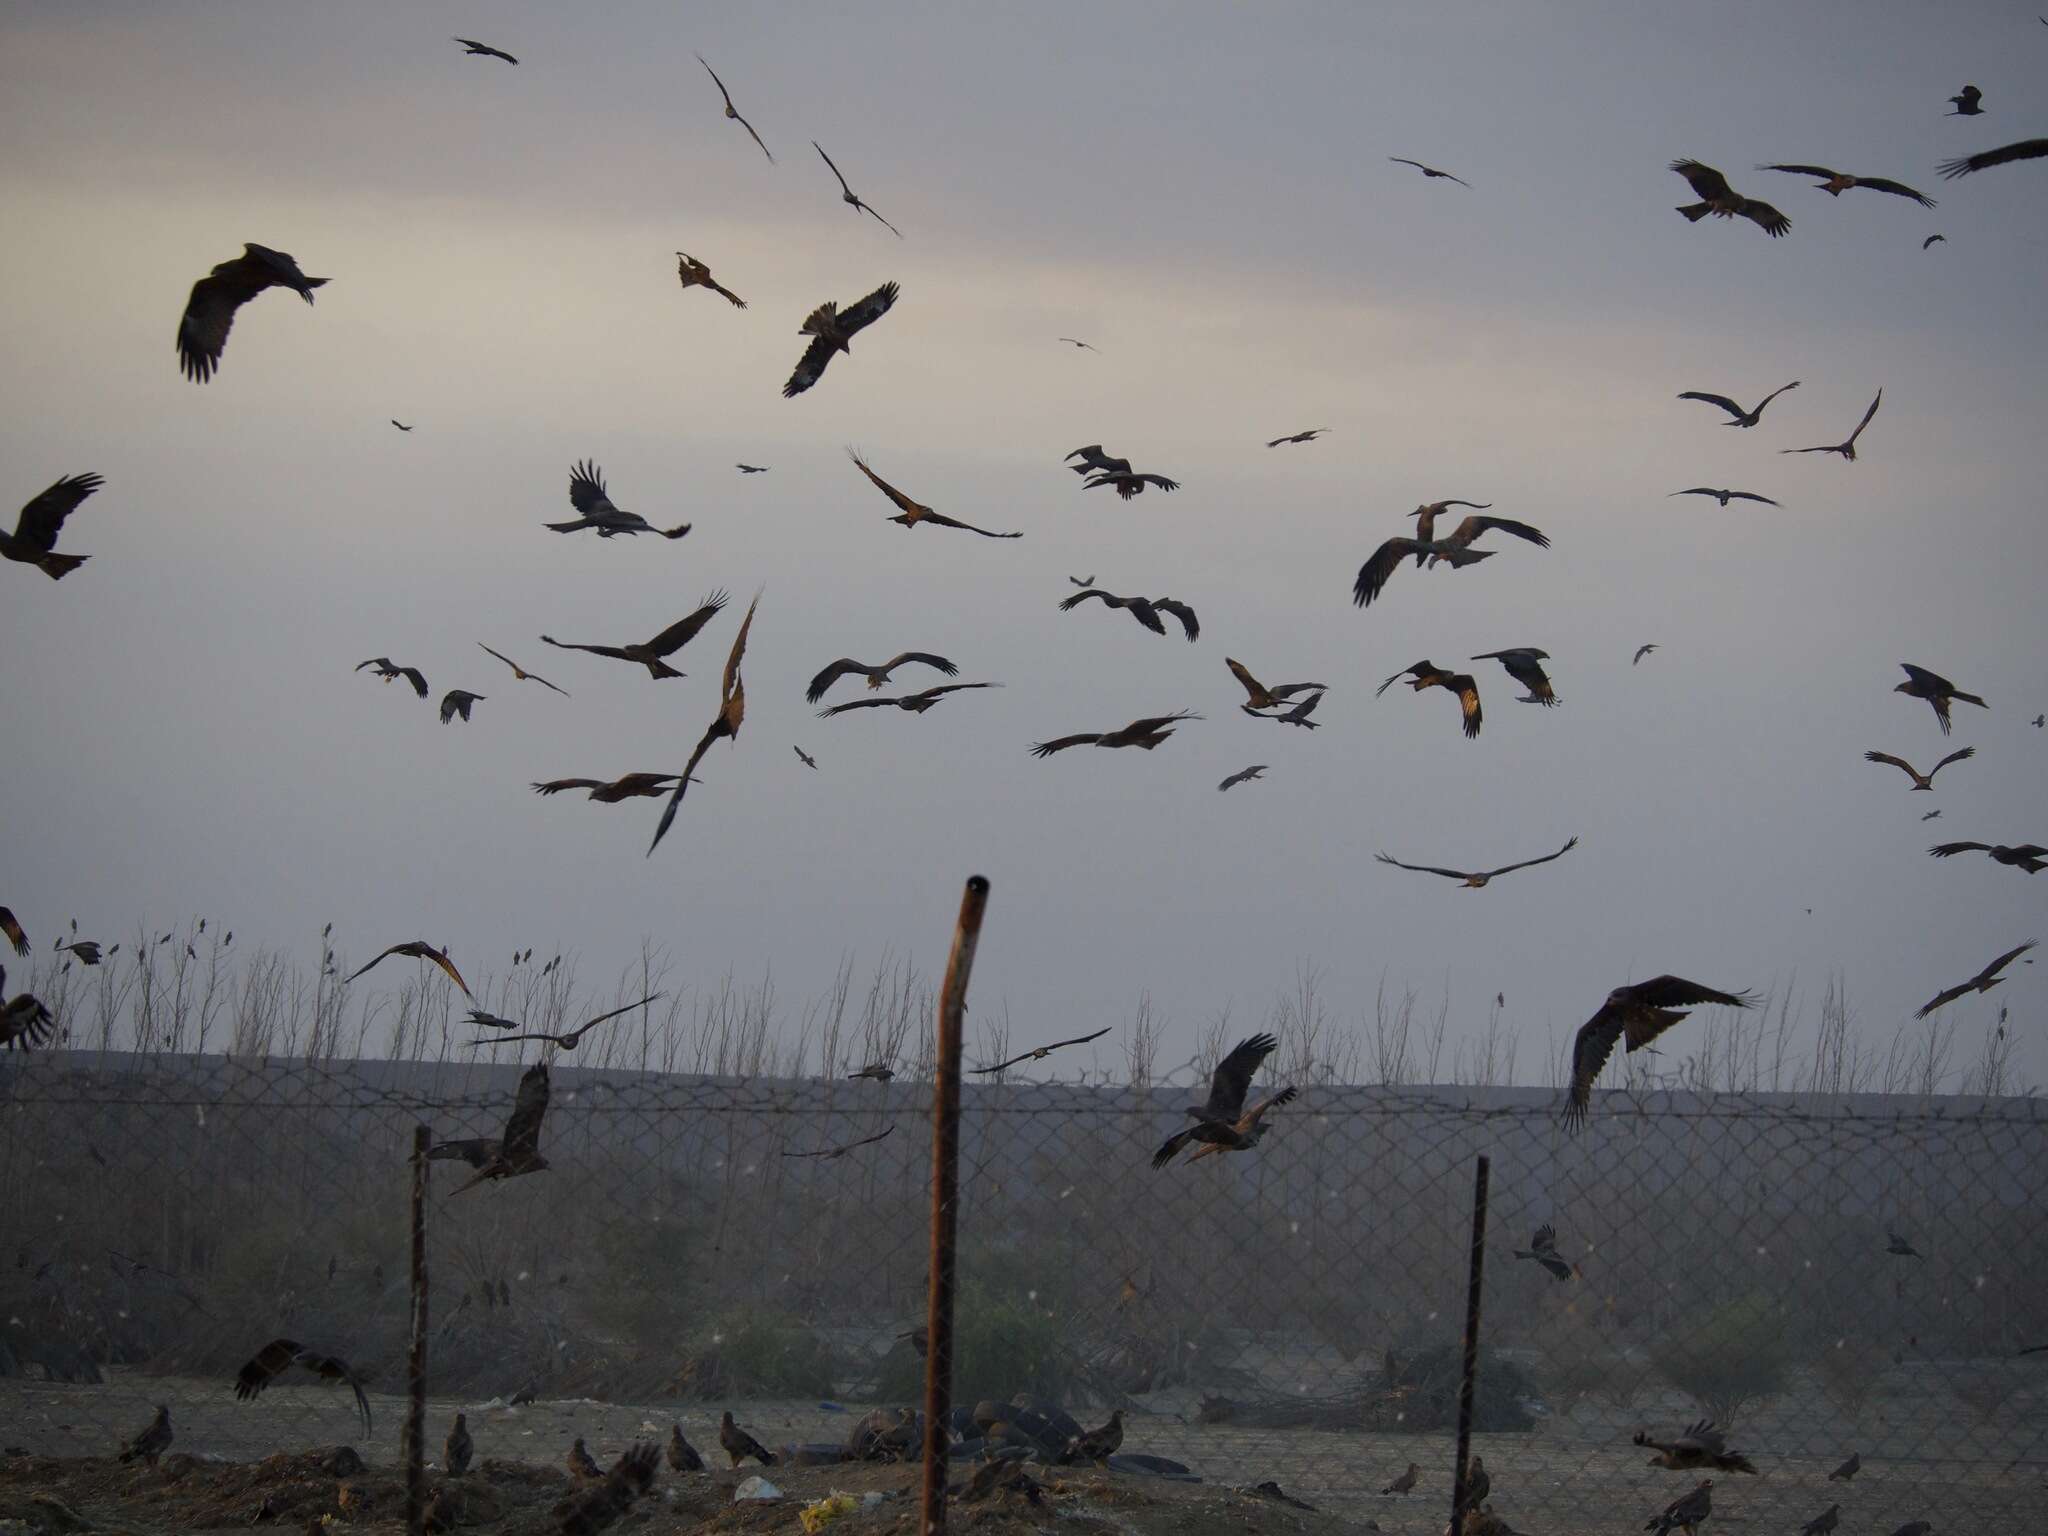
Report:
1374,853,1473,882
422,946,471,998
1676,392,1745,420
1736,198,1791,236
1759,162,1841,181
1152,599,1200,641
1863,751,1920,780
917,508,1023,538
13,474,102,552
1939,138,2048,179
915,682,1002,702
806,659,869,702
500,1062,549,1163
642,591,730,657
1226,657,1268,702
1916,978,1974,1020
785,335,837,397
1564,1005,1627,1130
1200,1032,1278,1122
234,1338,303,1400
1353,537,1421,607
838,281,901,338
1671,159,1735,203
1451,675,1483,738
1628,975,1754,1013
1977,940,2039,983
1929,747,1975,776
884,651,958,679
1927,842,1991,858
1846,389,1883,443
1482,836,1580,879
0,907,27,956
1724,491,1780,505
1030,733,1102,757
177,270,257,383
1855,177,1936,208
847,450,923,515
567,460,617,518
1446,514,1550,549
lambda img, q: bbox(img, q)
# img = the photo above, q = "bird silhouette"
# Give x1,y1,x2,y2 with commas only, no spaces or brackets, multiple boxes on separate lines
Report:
4,473,100,580
812,141,901,235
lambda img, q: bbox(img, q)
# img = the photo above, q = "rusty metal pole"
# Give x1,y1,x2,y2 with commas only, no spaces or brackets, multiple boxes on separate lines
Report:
406,1124,430,1536
1448,1153,1491,1536
919,876,990,1536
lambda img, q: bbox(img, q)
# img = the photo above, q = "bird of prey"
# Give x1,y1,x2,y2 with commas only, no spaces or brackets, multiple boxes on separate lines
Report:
1645,1480,1713,1536
812,141,901,236
1064,445,1133,477
720,1412,777,1467
649,591,758,855
1939,138,2048,179
0,908,26,956
540,591,728,680
695,55,772,162
1922,809,1942,821
1150,1032,1280,1167
781,1125,895,1159
1894,663,1986,735
1408,499,1493,552
1864,747,1973,790
455,38,517,64
847,1062,894,1081
1352,538,1493,606
448,1061,551,1192
1671,160,1791,235
971,1025,1113,1074
667,1424,704,1473
819,682,1000,718
1389,157,1470,187
1886,1231,1922,1257
1377,661,1484,739
1381,1463,1420,1495
1669,487,1780,507
557,1443,661,1536
1923,234,1946,249
357,657,429,697
1058,337,1099,351
1065,1411,1124,1466
1183,1085,1300,1165
1827,1452,1860,1481
1032,710,1201,757
1267,428,1330,446
794,746,818,770
784,282,900,397
1059,587,1200,640
1781,389,1882,461
233,1340,373,1434
439,690,484,724
568,1439,603,1482
1760,163,1937,208
847,449,1020,537
4,473,100,580
117,1405,172,1466
1948,85,1983,116
343,940,471,997
58,940,103,965
547,460,691,539
1566,978,1756,1130
445,1413,472,1476
806,651,960,701
1636,1422,1758,1475
531,773,680,802
1082,470,1181,501
1800,1505,1841,1536
1463,1457,1490,1510
1928,841,2046,873
1227,658,1329,712
1471,648,1560,705
1677,380,1799,427
1634,644,1659,665
177,244,327,382
736,463,769,474
478,643,569,697
466,994,660,1050
1432,512,1551,560
2036,715,2046,728
675,252,746,308
1218,765,1269,792
1245,691,1325,729
1512,1225,1575,1281
1,969,57,1052
390,420,414,431
1376,836,1579,889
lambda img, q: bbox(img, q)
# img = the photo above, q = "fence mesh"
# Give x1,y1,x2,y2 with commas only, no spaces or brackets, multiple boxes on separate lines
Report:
3,1052,2044,1532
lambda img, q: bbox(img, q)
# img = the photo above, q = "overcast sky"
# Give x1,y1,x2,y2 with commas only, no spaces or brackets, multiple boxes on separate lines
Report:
3,1,2043,1086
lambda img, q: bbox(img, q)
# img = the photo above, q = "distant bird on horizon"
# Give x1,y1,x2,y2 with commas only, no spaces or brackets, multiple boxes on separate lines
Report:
1669,487,1780,507
1782,389,1882,461
455,38,517,64
1376,836,1579,889
547,460,691,539
0,908,27,956
466,994,659,1051
1677,380,1799,427
541,591,728,680
1064,445,1133,477
783,282,899,397
1060,586,1200,640
1058,337,1099,351
1227,658,1328,712
736,463,769,474
1939,138,2048,179
444,1061,550,1192
1471,647,1559,705
390,420,413,431
1377,661,1483,739
1567,978,1756,1129
1218,765,1268,792
812,141,901,236
1032,710,1201,757
1864,747,1973,790
1929,840,2046,873
4,472,100,580
807,652,959,702
532,773,681,803
848,450,1020,536
1922,809,1942,821
1266,428,1329,446
1389,157,1470,187
357,657,428,697
117,1405,172,1466
233,1339,373,1434
819,682,1000,719
719,1412,777,1468
1671,159,1791,236
674,252,746,308
1636,1422,1758,1475
1923,234,1946,249
1948,85,1983,116
177,243,327,383
1634,644,1659,666
1915,941,2035,1019
1082,469,1181,501
793,746,818,770
695,55,772,162
439,690,484,725
649,592,759,856
1760,163,1936,208
1152,1032,1285,1168
344,940,470,997
1827,1451,1860,1481
1512,1224,1576,1282
1894,662,1986,734
782,1126,895,1159
478,644,569,697
970,1025,1113,1074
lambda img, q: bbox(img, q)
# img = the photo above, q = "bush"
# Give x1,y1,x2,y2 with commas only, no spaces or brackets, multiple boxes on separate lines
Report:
675,1306,841,1398
873,1282,1074,1405
1810,1337,1889,1422
1648,1294,1791,1428
1537,1328,1641,1417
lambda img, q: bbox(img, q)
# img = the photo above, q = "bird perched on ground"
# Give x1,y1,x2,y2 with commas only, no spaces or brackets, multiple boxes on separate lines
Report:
1800,1504,1840,1536
1671,160,1790,235
547,461,690,539
1032,711,1201,756
541,592,728,680
1634,644,1659,665
233,1340,373,1434
1471,648,1560,705
117,1405,171,1466
558,1443,662,1536
819,682,1000,719
1151,1032,1281,1167
649,593,759,856
466,994,660,1050
177,244,327,382
1245,692,1324,729
1827,1451,1860,1481
0,908,26,956
848,1062,894,1081
1948,85,1983,116
1760,163,1936,207
1183,1085,1299,1165
531,773,681,802
1377,661,1484,739
1782,389,1882,461
1894,663,1987,734
719,1412,777,1467
357,657,429,697
1218,765,1268,792
1636,1422,1758,1475
971,1025,1113,1074
847,449,1020,537
1064,1411,1124,1465
793,746,818,770
1567,979,1756,1130
1669,487,1780,508
694,55,771,161
568,1439,603,1482
1389,157,1470,186
1644,1480,1712,1536
455,38,517,64
447,1061,551,1192
807,651,960,701
1915,941,2037,1018
1513,1225,1575,1281
674,252,746,308
736,463,769,474
1864,747,1973,790
440,690,484,724
1227,658,1328,712
782,1126,895,1160
666,1424,703,1473
1939,138,2048,179
1382,1463,1421,1495
1065,445,1133,477
344,940,470,997
1677,380,1799,427
1928,840,2046,873
446,1413,472,1476
1060,587,1200,640
1082,469,1181,500
1464,1456,1490,1508
1378,837,1579,889
478,644,569,697
4,473,100,580
1267,428,1329,446
812,141,902,235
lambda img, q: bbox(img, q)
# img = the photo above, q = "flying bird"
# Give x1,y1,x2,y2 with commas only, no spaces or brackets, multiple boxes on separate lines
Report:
1863,747,1973,790
812,141,901,235
847,1062,894,1081
1635,1422,1758,1475
1893,662,1986,734
1082,470,1181,501
1057,338,1100,354
1676,380,1799,427
736,463,769,474
1759,164,1937,208
233,1340,373,1434
806,652,959,701
784,282,900,397
3,473,99,580
343,940,471,997
1150,1032,1279,1168
1923,234,1946,249
719,1413,777,1468
847,450,1020,537
674,252,746,308
1669,487,1780,507
1,968,57,1052
1408,499,1493,552
1352,537,1493,606
1031,710,1201,757
440,690,484,725
971,1025,1113,1074
1059,587,1200,640
1377,661,1484,739
1266,428,1329,446
1064,445,1133,477
1389,157,1471,187
118,1405,172,1466
1948,85,1983,116
1227,658,1328,712
1928,841,2046,873
390,420,413,431
1670,160,1791,236
1922,810,1942,821
649,592,759,856
1218,765,1269,792
58,940,103,965
1938,138,2048,179
0,908,27,956
455,38,517,64
547,460,690,539
1827,1452,1860,1481
177,243,328,383
1645,1481,1713,1536
819,682,1001,718
1183,1084,1299,1165
1886,1232,1921,1258
1245,691,1324,729
540,591,729,680
1566,977,1756,1130
531,773,681,802
1781,389,1882,461
1471,648,1560,705
357,657,428,697
478,644,569,697
793,747,818,770
447,1061,551,1192
467,994,660,1050
1376,836,1579,889
1512,1224,1575,1282
782,1126,895,1159
1433,512,1551,558
695,55,772,162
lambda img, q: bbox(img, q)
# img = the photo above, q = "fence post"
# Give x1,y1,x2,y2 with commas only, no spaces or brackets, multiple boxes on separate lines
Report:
920,876,991,1536
407,1124,430,1536
1449,1153,1490,1535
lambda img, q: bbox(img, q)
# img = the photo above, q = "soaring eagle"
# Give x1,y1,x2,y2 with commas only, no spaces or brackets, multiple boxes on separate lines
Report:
785,282,899,397
541,591,728,680
1670,160,1789,235
177,244,328,382
1565,977,1755,1130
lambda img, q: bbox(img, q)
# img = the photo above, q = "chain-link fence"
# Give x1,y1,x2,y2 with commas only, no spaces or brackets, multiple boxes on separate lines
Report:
3,1051,2044,1531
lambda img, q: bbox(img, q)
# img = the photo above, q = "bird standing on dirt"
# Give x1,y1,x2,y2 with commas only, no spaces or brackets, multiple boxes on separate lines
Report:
1382,1462,1420,1495
446,1413,472,1475
1464,1455,1490,1508
1645,1479,1712,1535
666,1423,704,1472
1801,1504,1840,1536
568,1438,603,1481
1064,1410,1123,1466
558,1443,662,1536
118,1405,172,1466
1827,1451,1859,1480
720,1412,777,1467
